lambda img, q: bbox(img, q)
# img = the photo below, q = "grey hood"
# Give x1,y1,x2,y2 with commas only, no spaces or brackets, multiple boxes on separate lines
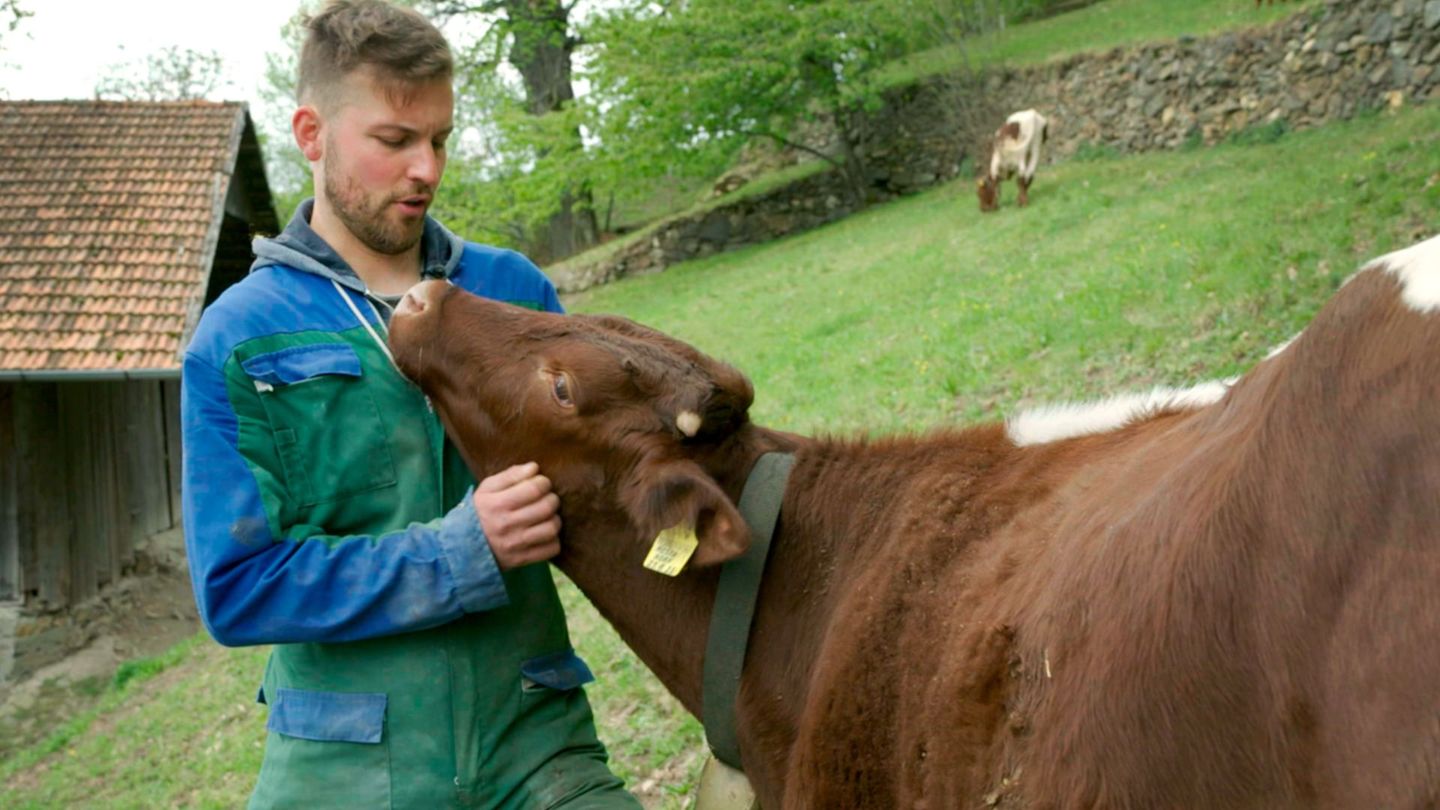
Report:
250,198,466,297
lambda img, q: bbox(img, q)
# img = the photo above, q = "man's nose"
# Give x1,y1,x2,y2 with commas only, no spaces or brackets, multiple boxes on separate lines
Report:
409,143,442,187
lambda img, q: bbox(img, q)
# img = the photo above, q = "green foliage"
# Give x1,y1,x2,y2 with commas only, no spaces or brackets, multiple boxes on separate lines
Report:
1,0,26,35
0,0,28,94
586,0,931,204
1180,125,1204,152
257,3,319,220
434,76,603,253
1225,117,1290,146
93,46,230,101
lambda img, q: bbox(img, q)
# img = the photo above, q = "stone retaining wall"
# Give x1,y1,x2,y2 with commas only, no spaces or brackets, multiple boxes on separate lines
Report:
552,0,1440,293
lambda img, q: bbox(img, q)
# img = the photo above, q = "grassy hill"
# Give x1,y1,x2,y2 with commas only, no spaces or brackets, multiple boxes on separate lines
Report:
4,95,1436,810
580,0,1324,270
883,0,1323,86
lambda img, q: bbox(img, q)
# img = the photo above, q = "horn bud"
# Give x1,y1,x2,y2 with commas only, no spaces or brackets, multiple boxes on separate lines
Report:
676,410,702,437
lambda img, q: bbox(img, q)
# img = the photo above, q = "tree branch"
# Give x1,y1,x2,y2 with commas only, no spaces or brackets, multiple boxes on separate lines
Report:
744,128,843,171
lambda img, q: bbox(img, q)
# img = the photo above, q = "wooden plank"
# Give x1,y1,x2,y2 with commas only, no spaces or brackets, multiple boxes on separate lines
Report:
140,382,175,534
97,382,125,587
102,382,134,576
163,379,182,529
17,383,70,610
114,382,166,565
0,384,17,601
59,384,101,600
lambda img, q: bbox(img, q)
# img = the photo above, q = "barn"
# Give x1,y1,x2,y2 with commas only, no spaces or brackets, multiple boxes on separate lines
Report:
0,100,277,676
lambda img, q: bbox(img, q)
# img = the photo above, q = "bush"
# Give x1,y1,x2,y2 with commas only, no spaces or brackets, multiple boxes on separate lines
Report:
1225,118,1291,147
1072,140,1122,161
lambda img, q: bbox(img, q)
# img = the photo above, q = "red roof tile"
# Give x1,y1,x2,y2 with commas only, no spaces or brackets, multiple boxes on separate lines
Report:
0,100,269,373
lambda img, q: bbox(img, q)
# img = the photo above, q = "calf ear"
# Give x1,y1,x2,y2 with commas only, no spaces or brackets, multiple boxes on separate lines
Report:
622,459,751,568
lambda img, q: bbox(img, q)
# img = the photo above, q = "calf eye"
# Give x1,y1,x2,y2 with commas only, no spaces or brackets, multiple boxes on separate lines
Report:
552,373,575,407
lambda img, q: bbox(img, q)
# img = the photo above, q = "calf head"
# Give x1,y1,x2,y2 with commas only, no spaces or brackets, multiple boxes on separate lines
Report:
977,175,999,212
389,280,756,568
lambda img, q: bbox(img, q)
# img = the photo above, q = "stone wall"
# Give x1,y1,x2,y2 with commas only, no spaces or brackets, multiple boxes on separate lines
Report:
552,0,1440,293
553,166,862,293
982,0,1440,160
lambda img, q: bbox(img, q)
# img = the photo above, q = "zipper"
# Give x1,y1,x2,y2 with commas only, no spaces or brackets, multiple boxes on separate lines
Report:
332,278,446,508
333,279,435,413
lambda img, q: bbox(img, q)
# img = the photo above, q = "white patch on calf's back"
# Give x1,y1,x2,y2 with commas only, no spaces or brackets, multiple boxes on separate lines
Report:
1371,233,1440,313
1006,380,1233,447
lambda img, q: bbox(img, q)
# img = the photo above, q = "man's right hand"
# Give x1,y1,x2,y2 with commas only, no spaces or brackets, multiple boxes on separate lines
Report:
472,462,562,570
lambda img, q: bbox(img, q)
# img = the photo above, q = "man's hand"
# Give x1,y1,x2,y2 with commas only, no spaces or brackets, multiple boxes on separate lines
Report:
473,462,562,570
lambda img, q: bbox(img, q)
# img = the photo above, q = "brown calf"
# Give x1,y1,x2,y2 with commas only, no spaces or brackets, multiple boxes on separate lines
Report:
390,235,1440,809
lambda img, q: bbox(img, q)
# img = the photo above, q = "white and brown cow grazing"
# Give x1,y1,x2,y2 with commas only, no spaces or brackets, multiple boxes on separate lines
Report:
389,235,1440,809
978,108,1048,212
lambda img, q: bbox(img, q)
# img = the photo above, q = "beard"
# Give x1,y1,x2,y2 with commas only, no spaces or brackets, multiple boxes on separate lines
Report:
322,162,430,256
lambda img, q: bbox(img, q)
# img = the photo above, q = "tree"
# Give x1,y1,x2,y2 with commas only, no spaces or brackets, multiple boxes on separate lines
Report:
1,0,28,41
257,6,317,222
0,0,32,93
427,0,602,263
588,0,927,209
94,46,233,102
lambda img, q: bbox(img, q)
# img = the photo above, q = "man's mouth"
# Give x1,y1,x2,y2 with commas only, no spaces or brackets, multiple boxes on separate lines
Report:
395,195,431,216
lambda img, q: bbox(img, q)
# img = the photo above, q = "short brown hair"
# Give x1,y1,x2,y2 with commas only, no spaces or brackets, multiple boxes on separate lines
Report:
298,0,453,110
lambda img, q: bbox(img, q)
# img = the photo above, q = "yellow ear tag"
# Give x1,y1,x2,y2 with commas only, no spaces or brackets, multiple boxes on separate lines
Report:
643,524,699,576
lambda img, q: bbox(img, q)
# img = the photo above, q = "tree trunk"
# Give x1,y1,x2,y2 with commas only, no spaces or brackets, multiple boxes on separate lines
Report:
504,0,598,263
831,106,870,209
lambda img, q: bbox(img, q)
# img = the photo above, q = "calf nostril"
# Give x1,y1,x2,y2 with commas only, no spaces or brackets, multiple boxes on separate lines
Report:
398,291,425,315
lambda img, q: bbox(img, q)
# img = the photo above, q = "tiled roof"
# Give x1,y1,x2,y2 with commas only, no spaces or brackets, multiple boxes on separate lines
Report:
0,100,269,372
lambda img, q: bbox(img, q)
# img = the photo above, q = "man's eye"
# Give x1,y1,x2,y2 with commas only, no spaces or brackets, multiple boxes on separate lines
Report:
552,374,574,407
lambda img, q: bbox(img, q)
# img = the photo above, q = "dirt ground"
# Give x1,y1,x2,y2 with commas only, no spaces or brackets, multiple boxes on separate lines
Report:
0,528,202,761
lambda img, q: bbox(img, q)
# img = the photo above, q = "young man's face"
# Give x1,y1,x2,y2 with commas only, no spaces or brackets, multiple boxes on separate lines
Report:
316,67,454,256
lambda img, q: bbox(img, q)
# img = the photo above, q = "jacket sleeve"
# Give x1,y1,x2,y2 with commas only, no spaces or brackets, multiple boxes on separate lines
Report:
181,349,508,647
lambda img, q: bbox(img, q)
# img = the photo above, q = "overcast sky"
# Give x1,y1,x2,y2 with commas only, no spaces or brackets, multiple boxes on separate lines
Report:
1,0,312,126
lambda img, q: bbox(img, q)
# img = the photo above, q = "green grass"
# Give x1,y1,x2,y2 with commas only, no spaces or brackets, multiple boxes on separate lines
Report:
883,0,1324,86
566,102,1440,438
0,636,267,809
4,101,1439,808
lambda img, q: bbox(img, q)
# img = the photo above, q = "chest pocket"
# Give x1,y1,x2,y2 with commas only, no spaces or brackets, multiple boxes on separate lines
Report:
242,342,398,507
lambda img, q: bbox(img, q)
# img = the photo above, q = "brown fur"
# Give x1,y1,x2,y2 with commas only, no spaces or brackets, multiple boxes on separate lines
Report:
390,246,1440,809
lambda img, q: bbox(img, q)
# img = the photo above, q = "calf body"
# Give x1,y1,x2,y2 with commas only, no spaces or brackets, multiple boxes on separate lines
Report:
390,236,1440,808
979,109,1048,212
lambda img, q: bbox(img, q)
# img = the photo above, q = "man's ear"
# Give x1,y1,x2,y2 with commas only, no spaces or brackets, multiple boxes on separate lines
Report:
622,458,750,568
293,105,323,163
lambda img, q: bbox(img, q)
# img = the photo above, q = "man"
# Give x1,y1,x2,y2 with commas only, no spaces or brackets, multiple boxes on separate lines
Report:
180,2,640,807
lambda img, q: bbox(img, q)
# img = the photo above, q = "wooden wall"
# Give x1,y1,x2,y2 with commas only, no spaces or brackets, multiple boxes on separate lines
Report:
0,386,16,602
0,379,180,611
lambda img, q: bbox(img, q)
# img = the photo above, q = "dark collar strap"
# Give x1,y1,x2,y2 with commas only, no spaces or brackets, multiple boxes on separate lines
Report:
703,451,796,769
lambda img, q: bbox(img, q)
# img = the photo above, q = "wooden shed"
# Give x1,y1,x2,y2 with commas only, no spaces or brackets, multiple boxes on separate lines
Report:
0,100,278,612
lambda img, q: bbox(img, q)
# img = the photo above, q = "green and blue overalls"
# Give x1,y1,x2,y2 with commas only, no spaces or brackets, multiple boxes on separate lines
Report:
181,201,638,809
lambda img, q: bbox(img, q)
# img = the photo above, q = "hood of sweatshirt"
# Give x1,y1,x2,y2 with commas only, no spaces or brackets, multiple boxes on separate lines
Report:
249,198,466,298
